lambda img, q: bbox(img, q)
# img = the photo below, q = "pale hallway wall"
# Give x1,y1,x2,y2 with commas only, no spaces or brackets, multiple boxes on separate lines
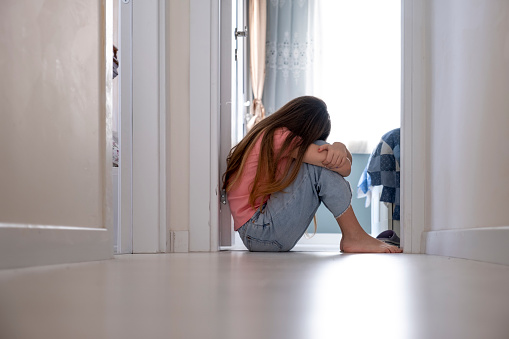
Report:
426,0,509,232
0,0,105,228
422,0,509,265
0,0,113,269
166,1,191,236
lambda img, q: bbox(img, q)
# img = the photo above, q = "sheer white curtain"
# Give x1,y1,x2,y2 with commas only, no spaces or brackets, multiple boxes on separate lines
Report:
247,0,267,131
262,0,317,116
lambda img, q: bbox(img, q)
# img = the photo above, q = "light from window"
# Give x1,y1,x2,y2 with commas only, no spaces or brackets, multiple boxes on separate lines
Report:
313,0,401,153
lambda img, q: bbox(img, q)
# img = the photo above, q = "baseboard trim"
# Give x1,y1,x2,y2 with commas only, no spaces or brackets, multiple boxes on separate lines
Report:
424,227,509,266
169,230,189,253
0,225,112,270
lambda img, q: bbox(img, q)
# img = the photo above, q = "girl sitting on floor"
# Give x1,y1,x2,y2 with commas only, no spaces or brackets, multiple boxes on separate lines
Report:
223,96,402,253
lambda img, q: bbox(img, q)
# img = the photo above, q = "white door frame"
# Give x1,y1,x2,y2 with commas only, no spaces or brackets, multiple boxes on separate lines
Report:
117,0,133,254
189,0,221,252
218,0,234,247
131,0,164,253
400,0,427,253
119,0,167,254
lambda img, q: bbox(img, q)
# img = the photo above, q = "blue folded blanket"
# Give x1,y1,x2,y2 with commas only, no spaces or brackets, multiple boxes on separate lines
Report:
357,128,400,220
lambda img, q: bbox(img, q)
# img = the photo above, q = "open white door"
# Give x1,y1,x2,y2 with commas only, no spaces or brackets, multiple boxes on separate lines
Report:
219,0,249,247
116,0,134,254
219,0,234,247
0,0,114,269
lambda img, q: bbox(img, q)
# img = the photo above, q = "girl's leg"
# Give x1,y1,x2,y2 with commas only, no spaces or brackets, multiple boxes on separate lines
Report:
239,159,401,253
239,162,327,251
309,140,401,253
336,206,403,253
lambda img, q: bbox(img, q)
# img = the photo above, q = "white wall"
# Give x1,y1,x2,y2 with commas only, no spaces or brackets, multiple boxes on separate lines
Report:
0,0,105,228
0,0,113,268
423,0,509,264
167,0,219,252
166,1,191,250
132,0,162,252
427,0,509,231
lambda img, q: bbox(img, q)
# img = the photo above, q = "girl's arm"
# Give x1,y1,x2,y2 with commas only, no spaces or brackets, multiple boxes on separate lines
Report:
291,143,352,177
317,142,352,168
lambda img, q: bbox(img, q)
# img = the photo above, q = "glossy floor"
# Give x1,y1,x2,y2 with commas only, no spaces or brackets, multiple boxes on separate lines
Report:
1,252,509,339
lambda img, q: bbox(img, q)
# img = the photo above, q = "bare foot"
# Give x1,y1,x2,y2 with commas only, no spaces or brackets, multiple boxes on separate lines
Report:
335,206,403,253
340,233,403,253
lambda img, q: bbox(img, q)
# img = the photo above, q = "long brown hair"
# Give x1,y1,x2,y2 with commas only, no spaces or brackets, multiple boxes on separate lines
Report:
222,96,331,208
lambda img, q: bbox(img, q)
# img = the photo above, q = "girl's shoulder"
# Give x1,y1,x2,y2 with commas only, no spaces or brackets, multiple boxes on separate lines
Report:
273,127,302,151
273,127,291,139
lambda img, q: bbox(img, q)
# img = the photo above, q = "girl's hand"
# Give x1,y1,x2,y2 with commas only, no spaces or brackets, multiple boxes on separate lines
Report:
317,142,350,169
298,142,352,176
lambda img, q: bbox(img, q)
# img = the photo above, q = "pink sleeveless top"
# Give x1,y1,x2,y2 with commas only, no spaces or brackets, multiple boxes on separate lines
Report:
228,128,297,230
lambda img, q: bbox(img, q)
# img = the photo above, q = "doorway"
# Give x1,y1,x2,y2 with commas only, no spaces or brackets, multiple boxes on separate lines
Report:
306,0,401,245
223,0,402,250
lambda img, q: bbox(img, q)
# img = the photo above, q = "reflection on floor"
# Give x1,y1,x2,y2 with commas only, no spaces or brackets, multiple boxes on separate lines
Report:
1,252,509,339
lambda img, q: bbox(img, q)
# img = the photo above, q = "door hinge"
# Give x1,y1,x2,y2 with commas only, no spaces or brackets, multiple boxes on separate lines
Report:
234,27,247,62
234,27,248,40
220,189,227,205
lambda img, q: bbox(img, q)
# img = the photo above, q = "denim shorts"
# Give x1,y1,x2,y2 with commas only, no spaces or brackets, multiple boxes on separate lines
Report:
237,161,352,252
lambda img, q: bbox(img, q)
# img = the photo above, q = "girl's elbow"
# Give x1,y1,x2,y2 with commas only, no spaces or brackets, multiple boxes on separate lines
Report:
336,164,351,177
342,163,352,177
342,168,352,177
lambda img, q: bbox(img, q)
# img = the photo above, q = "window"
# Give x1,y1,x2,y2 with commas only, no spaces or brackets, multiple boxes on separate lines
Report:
313,0,401,153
